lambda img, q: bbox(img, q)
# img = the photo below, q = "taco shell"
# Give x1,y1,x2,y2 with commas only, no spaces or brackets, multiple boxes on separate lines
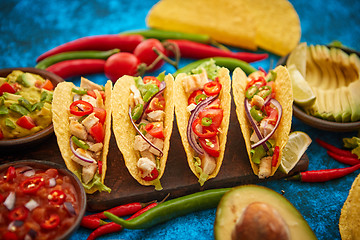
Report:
111,74,174,187
232,66,293,177
52,79,112,194
174,67,231,183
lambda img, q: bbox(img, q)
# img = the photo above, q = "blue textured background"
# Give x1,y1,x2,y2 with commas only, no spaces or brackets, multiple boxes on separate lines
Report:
1,0,360,239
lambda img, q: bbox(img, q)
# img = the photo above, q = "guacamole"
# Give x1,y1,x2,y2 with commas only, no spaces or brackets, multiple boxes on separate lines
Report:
0,70,53,139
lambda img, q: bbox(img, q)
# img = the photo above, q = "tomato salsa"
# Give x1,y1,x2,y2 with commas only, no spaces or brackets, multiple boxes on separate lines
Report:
0,165,80,240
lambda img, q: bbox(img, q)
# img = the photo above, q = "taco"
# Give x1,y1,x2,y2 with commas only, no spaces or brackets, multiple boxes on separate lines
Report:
112,73,174,190
232,66,293,178
52,77,112,194
174,60,231,185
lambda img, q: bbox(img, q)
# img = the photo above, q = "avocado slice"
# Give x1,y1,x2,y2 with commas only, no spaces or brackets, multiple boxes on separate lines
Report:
348,80,360,122
340,86,352,122
214,185,317,240
16,72,37,87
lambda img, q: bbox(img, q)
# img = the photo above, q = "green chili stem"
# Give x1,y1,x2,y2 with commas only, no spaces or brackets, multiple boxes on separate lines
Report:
104,188,231,229
35,49,120,69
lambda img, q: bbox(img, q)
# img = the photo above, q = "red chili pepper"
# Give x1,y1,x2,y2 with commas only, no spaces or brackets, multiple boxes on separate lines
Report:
272,146,280,167
41,214,60,230
85,202,152,219
98,160,103,175
165,39,268,63
46,59,106,79
327,151,360,166
70,100,94,116
8,206,29,221
316,138,358,159
36,34,144,62
80,217,108,229
86,202,158,240
203,81,222,96
20,176,45,194
48,190,66,205
192,118,217,138
5,166,16,182
290,164,360,182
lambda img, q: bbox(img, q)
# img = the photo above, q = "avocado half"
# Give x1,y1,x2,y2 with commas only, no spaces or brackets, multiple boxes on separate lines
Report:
214,185,317,240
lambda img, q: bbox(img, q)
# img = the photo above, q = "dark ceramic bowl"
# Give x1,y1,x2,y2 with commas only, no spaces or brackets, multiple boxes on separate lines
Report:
0,67,64,149
0,159,86,240
277,46,360,132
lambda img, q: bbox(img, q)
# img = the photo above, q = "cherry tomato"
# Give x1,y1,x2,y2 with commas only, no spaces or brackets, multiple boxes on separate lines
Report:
20,176,45,194
70,100,94,116
203,81,222,96
191,118,217,138
0,82,16,95
199,135,220,157
134,39,166,72
188,90,204,105
142,168,159,181
48,190,66,205
8,206,29,221
40,79,54,91
105,52,140,83
198,108,223,129
87,90,106,102
143,76,161,87
5,166,16,182
93,107,106,125
146,95,165,113
16,116,36,130
41,214,60,230
264,104,279,125
89,122,105,143
272,146,280,167
145,122,164,139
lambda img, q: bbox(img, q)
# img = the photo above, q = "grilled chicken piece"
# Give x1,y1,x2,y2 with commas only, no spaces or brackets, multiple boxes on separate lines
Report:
70,120,88,140
71,148,95,167
149,138,164,156
82,113,99,132
201,152,216,175
82,163,98,184
258,156,272,179
146,110,165,122
80,77,102,91
182,69,208,93
134,135,151,152
82,94,98,108
137,157,156,178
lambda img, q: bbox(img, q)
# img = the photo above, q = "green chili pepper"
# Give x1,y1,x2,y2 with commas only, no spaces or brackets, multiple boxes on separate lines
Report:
195,94,207,104
250,106,264,122
131,103,144,121
265,70,277,82
71,136,89,150
201,117,212,126
258,85,272,99
31,102,44,112
9,104,29,116
138,122,147,135
173,57,256,77
5,118,16,129
104,188,231,229
35,49,120,69
0,105,8,115
40,91,53,102
18,97,32,112
245,85,259,99
72,87,88,95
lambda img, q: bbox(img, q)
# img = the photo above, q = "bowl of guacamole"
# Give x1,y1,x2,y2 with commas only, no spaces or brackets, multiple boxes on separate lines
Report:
0,67,63,148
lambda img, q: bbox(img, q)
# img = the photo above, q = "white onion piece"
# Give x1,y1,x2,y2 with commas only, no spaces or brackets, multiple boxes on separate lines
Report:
4,192,16,210
73,94,81,102
25,199,39,211
64,202,76,216
251,99,282,149
23,169,35,177
70,137,95,163
48,178,56,187
8,220,24,231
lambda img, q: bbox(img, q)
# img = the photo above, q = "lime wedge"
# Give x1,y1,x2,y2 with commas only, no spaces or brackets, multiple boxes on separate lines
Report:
280,131,312,174
286,42,307,77
288,65,316,107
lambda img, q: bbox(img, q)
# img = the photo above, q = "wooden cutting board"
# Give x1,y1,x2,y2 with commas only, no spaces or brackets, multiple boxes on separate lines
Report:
0,100,308,212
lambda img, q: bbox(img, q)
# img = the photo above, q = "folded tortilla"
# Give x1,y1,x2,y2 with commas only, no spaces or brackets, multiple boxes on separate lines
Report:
174,67,231,184
111,74,174,188
232,66,293,177
52,79,112,194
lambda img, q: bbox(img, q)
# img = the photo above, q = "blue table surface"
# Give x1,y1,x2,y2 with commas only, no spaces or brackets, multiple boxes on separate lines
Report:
1,0,360,239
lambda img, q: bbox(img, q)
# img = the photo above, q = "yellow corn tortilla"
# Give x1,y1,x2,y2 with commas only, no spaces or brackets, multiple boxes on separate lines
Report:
232,66,293,177
111,74,174,188
339,173,360,240
52,80,112,194
174,68,231,184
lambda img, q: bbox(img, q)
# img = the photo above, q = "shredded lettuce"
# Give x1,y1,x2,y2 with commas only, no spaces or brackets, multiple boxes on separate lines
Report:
74,171,111,193
193,157,209,186
343,136,360,158
190,59,220,80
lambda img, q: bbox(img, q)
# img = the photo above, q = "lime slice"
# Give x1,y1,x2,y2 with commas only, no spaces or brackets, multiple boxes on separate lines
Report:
280,131,312,174
288,65,316,107
286,42,307,77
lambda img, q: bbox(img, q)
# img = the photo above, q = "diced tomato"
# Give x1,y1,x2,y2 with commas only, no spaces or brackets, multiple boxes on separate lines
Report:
146,95,165,113
48,190,66,205
0,194,4,203
188,90,204,105
87,90,106,102
199,136,220,157
264,105,279,125
0,82,16,95
16,116,36,130
41,79,54,91
89,122,105,143
272,146,280,167
142,168,159,181
0,128,3,140
93,107,106,125
203,81,222,96
143,76,161,87
144,122,164,139
198,108,223,129
41,214,60,230
98,161,103,175
20,176,45,194
205,99,221,109
192,118,217,138
8,206,29,221
5,166,16,182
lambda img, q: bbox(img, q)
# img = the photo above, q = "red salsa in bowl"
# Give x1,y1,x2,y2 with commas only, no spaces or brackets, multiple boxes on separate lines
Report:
0,160,86,240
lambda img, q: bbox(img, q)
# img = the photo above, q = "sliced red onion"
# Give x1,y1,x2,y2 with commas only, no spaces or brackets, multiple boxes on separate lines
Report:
135,81,166,124
70,137,95,163
251,99,282,149
129,108,163,157
4,192,15,210
8,220,24,231
64,202,76,216
25,229,37,240
25,199,39,211
48,178,56,187
186,95,218,156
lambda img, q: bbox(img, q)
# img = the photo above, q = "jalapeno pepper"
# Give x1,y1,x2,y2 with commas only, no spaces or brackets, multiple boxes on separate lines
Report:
48,190,66,205
71,136,90,150
194,94,207,104
265,70,277,82
70,100,94,116
192,118,217,138
41,214,60,230
245,85,259,99
250,106,264,122
257,85,272,99
203,81,222,96
131,103,144,121
71,87,88,95
20,176,45,194
8,206,29,221
201,117,212,126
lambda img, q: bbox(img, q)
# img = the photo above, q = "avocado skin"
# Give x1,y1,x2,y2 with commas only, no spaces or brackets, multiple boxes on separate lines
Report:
214,185,317,240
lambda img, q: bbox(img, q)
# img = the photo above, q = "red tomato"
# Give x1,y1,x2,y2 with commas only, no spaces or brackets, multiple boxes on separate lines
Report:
144,122,164,139
203,81,222,96
89,122,105,143
48,190,66,205
41,79,54,91
5,166,16,182
146,95,165,113
198,108,223,129
8,206,29,221
205,99,221,109
93,107,106,124
142,168,159,181
199,136,220,157
16,116,36,130
0,82,16,95
246,76,266,90
143,76,161,87
134,38,167,72
87,90,106,102
41,214,60,230
264,105,278,125
105,52,140,83
98,160,103,175
272,146,280,167
188,90,204,105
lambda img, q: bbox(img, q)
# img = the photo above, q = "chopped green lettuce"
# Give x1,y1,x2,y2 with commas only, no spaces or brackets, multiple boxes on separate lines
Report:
74,171,111,193
190,59,220,80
